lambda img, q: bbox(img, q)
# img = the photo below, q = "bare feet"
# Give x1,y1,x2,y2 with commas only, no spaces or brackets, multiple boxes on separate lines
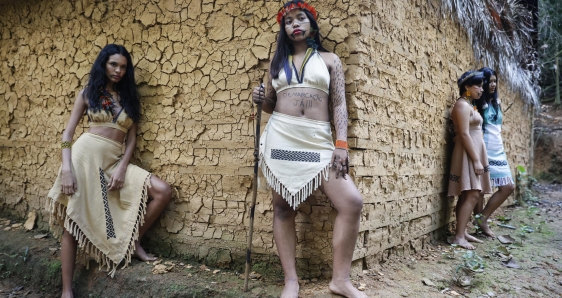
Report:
473,215,495,238
61,290,73,298
464,231,483,243
133,241,158,262
329,278,368,298
447,236,475,250
280,278,299,298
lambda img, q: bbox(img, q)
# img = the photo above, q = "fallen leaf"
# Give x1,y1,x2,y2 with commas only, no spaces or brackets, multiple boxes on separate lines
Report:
450,290,461,296
497,235,516,244
502,258,521,269
152,263,174,274
378,271,384,276
497,223,516,229
34,234,48,239
24,211,37,230
495,245,511,256
421,278,435,287
249,271,262,280
186,264,193,269
153,260,162,266
199,264,208,270
358,283,366,291
213,269,220,274
11,223,22,228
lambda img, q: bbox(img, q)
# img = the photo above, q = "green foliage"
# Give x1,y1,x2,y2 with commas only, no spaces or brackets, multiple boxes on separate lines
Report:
538,0,562,103
457,250,487,273
516,166,539,203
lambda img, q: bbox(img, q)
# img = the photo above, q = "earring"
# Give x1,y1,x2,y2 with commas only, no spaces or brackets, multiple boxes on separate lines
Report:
466,90,471,97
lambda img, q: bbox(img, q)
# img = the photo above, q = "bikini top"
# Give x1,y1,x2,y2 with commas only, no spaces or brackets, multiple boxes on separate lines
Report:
87,108,134,133
272,48,330,94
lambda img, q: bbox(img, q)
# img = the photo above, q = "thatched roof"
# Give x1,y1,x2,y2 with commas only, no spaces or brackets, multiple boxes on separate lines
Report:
440,0,539,105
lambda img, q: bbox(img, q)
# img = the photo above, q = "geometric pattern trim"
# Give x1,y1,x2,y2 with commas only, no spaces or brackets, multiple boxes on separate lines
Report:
271,149,321,163
489,159,508,166
99,167,116,239
449,174,460,183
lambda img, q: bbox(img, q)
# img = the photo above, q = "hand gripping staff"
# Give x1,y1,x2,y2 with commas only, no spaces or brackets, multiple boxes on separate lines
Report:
244,83,264,291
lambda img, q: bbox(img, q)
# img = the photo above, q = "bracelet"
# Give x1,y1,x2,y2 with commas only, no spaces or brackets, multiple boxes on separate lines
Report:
335,140,348,150
61,141,72,149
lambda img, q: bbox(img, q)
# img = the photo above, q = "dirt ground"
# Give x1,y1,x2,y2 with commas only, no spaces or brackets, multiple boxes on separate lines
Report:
0,182,561,298
2,105,562,298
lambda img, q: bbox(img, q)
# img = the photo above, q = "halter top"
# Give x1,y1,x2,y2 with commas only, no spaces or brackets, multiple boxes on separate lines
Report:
272,48,330,94
87,108,133,133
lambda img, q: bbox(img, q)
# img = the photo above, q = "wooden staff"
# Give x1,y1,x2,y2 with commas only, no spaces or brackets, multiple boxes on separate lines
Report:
244,83,264,291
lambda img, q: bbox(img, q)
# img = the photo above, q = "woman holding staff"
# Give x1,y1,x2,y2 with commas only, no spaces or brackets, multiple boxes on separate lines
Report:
252,1,365,297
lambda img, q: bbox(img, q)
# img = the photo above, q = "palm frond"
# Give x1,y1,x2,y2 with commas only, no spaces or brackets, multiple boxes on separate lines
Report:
440,0,539,106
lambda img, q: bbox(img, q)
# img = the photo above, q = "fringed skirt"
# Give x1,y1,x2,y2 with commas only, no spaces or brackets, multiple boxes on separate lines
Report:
47,133,151,277
259,112,334,209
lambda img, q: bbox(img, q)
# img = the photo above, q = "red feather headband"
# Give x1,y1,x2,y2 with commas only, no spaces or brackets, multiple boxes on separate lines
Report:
277,1,318,24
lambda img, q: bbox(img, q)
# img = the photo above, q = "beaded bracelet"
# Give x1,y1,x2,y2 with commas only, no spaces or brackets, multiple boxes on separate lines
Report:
335,140,348,150
61,141,72,149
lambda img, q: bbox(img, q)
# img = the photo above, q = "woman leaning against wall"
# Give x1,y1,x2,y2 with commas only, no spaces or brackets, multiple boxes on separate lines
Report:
251,1,365,297
447,70,492,250
46,44,172,298
472,67,515,238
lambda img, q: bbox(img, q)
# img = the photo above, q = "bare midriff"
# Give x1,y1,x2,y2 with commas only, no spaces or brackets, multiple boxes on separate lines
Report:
274,87,330,122
88,127,127,143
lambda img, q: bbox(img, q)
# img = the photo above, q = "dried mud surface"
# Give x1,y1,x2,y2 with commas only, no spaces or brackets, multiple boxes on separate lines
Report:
0,182,560,298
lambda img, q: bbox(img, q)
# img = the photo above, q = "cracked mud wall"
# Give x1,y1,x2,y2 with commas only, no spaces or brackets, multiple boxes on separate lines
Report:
0,0,532,277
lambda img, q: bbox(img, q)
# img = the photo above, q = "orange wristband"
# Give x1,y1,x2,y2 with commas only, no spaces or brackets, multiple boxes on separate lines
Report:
335,140,348,150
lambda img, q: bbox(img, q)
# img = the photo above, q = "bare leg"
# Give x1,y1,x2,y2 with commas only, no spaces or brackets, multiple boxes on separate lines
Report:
475,184,515,237
272,191,299,298
134,175,172,261
450,190,480,250
319,170,367,298
453,193,482,243
61,229,77,298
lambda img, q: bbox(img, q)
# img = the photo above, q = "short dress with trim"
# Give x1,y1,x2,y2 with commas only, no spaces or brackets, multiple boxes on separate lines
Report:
483,104,514,186
447,105,492,196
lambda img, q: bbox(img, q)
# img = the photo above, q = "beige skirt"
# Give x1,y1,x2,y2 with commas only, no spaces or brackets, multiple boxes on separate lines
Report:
447,129,492,196
47,133,151,277
259,112,335,209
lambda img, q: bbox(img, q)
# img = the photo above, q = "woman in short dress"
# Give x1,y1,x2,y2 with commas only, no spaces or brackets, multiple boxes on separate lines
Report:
472,67,515,237
447,70,492,249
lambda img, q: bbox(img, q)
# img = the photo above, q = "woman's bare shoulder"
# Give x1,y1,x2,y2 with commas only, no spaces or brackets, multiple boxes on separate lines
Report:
318,51,340,65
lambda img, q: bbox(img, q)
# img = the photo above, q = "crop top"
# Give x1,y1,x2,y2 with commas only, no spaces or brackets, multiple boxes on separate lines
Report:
87,108,133,133
272,48,330,94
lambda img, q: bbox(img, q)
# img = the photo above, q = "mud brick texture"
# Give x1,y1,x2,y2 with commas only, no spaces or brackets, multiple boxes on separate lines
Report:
0,0,532,277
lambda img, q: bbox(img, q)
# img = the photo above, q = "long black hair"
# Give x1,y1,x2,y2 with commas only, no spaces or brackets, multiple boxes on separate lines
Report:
457,70,485,97
475,67,500,132
270,1,327,82
85,44,141,123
